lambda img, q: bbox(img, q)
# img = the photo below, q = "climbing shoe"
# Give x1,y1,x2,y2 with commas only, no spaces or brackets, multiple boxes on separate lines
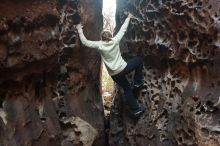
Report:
132,85,144,98
132,106,146,117
133,79,144,88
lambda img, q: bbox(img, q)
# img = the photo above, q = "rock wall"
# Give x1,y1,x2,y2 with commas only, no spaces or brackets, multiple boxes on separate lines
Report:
1,0,220,146
109,0,220,146
0,0,104,146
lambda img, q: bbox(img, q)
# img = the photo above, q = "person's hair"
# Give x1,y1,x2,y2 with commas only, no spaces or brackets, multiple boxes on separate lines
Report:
101,30,113,42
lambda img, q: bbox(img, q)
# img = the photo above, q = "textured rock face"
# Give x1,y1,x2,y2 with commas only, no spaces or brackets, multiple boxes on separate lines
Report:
109,0,220,146
0,0,104,146
1,0,220,146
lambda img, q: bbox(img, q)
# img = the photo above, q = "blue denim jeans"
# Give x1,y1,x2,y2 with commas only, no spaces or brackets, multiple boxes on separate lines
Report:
111,56,144,110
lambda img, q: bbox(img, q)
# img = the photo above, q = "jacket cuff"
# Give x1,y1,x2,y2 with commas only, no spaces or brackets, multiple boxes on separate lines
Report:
78,28,83,33
126,17,130,22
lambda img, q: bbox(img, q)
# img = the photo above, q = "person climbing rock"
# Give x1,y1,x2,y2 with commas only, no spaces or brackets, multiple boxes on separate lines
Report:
76,12,145,117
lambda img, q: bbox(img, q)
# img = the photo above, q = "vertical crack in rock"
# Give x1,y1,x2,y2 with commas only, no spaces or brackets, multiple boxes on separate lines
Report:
109,0,220,146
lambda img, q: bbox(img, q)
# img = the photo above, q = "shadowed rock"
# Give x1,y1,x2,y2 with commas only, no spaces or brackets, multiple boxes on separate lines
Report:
0,0,104,146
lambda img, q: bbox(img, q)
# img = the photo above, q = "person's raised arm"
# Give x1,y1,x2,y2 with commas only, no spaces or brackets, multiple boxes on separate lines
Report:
113,12,133,43
76,24,100,49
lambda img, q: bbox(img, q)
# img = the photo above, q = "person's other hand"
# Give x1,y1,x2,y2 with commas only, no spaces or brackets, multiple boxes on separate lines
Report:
76,23,83,30
128,12,134,18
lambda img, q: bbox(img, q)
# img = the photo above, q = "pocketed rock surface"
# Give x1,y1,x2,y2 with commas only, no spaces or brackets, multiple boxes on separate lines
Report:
109,0,220,146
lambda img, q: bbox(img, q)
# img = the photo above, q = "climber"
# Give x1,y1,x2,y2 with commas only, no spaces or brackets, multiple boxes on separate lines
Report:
76,12,145,117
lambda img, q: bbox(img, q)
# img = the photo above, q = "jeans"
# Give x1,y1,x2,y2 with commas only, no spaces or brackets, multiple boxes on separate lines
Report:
111,56,144,110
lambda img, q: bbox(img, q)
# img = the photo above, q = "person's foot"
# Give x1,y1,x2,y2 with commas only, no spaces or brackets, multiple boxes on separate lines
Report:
134,84,143,88
133,80,144,88
132,106,146,117
133,82,144,98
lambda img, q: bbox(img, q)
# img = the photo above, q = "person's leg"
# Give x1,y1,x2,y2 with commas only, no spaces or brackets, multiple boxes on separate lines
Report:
120,56,144,87
111,74,139,111
133,57,144,86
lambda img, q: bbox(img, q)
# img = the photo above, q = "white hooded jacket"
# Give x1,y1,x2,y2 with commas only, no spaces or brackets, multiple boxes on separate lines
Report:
77,17,130,76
